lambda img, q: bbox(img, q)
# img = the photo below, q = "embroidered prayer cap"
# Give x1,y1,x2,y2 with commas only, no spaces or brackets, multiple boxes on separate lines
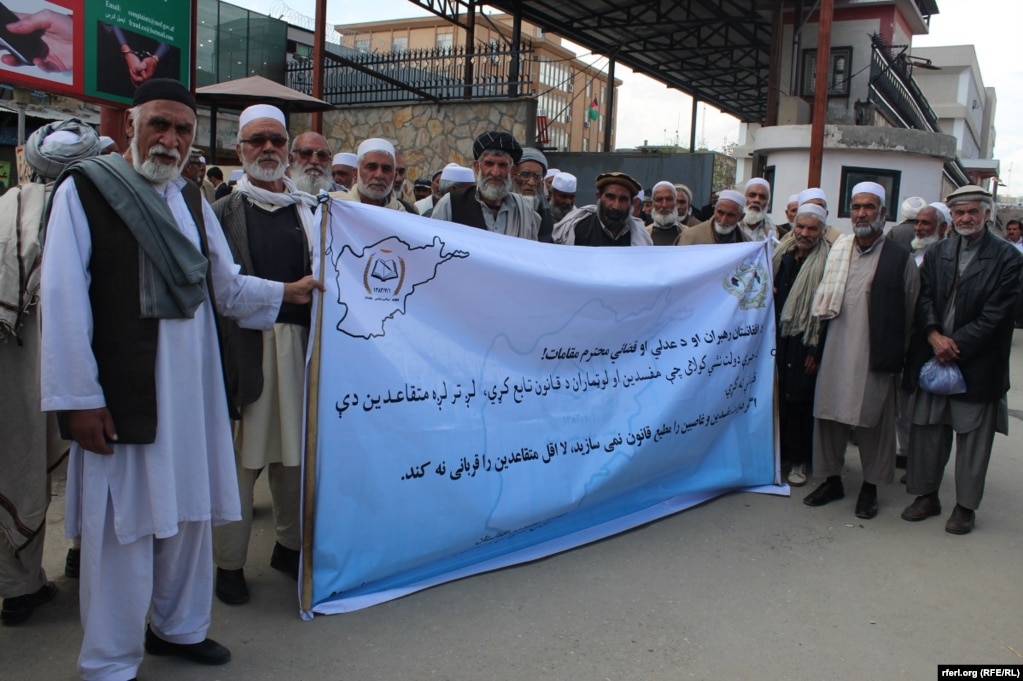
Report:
674,183,693,202
517,147,548,171
929,201,952,226
744,177,771,194
545,168,560,180
332,152,357,167
945,184,992,206
797,187,828,210
652,180,676,196
440,164,474,183
851,181,886,204
238,104,286,130
24,117,101,180
357,138,395,162
472,131,523,164
716,189,747,210
795,203,828,222
551,172,577,194
132,78,197,112
899,196,928,222
595,171,641,198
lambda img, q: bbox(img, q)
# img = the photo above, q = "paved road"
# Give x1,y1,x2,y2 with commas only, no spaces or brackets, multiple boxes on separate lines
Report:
4,333,1023,681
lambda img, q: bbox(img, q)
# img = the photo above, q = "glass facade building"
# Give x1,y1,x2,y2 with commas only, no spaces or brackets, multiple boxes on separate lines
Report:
196,0,288,88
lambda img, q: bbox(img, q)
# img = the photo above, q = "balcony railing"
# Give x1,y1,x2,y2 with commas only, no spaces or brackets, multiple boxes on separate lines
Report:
867,33,941,133
285,41,533,106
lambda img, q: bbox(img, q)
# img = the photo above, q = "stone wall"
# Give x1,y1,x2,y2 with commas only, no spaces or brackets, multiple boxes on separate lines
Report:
290,98,537,182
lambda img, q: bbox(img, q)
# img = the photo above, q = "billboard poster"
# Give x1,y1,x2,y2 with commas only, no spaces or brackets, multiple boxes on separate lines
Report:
0,0,191,105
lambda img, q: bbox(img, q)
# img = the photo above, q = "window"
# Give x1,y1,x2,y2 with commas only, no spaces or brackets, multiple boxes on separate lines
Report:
436,32,453,51
838,166,901,221
355,38,370,53
801,46,853,97
392,36,408,53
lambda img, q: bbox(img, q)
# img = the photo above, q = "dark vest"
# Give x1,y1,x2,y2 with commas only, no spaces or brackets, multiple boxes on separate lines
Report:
448,186,488,230
867,239,911,373
60,176,219,444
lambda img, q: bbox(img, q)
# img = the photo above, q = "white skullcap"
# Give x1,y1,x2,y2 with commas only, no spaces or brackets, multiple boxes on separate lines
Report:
545,168,560,180
357,138,395,162
238,104,286,130
787,194,800,205
717,189,746,210
98,135,116,150
795,203,828,222
229,169,244,182
852,181,886,203
652,180,676,195
333,152,357,167
440,164,474,183
551,172,577,193
929,201,952,226
637,189,645,201
899,196,928,222
744,177,771,193
797,187,828,209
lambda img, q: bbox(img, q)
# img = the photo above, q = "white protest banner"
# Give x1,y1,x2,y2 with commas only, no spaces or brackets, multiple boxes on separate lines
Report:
302,200,780,616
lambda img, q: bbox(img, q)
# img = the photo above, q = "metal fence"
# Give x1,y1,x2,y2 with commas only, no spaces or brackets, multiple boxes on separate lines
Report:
867,34,941,133
285,42,533,106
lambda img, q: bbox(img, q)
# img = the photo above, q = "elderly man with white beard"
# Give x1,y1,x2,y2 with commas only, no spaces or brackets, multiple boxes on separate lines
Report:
211,104,323,606
675,189,750,245
803,181,919,520
39,81,322,680
287,131,333,197
900,185,1023,534
330,138,408,211
512,147,554,242
739,177,777,242
548,172,577,224
431,131,540,240
647,180,684,245
552,172,653,247
674,183,702,228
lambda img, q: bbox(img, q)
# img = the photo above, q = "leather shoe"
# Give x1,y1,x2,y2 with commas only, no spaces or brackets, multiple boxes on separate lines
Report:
901,494,941,521
145,625,231,665
1,582,57,625
854,483,878,519
945,504,975,535
215,568,249,605
65,548,81,579
270,542,300,581
803,478,844,507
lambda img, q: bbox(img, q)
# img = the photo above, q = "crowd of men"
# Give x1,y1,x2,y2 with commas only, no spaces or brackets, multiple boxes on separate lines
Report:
1,80,1021,681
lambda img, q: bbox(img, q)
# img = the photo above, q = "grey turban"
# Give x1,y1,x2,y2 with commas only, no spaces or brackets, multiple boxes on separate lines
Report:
24,118,102,180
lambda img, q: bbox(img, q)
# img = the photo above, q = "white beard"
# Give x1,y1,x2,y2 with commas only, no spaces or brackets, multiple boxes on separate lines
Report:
713,220,737,235
955,223,983,237
853,213,885,238
517,193,539,210
357,177,391,202
243,155,287,183
293,170,332,195
132,140,185,184
911,233,940,252
742,206,765,226
477,174,511,202
651,209,678,228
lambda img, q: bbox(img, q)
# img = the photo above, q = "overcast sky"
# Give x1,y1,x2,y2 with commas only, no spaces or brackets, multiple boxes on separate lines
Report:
233,0,1021,195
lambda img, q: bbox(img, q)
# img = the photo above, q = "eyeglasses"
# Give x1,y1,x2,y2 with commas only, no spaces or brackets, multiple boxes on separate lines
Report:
240,134,289,148
515,171,543,183
294,147,331,161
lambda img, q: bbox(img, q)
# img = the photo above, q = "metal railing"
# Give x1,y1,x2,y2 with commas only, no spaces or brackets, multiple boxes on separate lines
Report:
867,34,941,133
285,41,533,106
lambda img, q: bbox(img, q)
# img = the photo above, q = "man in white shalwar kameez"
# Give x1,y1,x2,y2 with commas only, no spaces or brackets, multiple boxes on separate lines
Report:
39,79,322,681
803,181,919,520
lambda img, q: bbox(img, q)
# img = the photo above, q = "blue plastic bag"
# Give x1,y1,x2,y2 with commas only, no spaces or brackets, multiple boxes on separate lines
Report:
919,357,966,395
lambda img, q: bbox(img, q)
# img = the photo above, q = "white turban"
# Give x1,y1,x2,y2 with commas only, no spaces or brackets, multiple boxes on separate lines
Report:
717,189,746,210
357,138,395,162
239,104,286,130
852,181,886,203
899,196,928,222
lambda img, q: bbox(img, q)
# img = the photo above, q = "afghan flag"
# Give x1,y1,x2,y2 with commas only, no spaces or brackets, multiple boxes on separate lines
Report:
588,98,600,121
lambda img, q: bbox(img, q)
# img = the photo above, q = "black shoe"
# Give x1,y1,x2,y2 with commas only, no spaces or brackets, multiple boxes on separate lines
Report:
270,542,300,581
945,504,975,535
803,478,845,507
854,483,878,519
215,568,249,605
901,494,941,521
145,625,231,665
65,548,80,579
1,582,57,625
